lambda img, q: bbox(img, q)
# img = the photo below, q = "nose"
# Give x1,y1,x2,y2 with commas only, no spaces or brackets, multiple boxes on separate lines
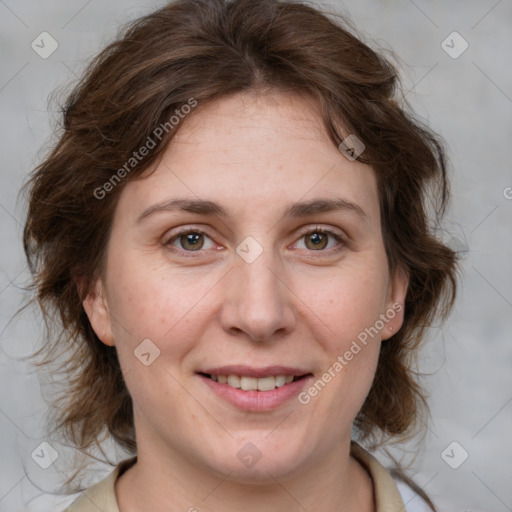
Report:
219,250,296,343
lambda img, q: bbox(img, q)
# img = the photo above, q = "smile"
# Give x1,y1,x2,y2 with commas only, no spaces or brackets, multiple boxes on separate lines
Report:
197,367,313,411
202,373,305,391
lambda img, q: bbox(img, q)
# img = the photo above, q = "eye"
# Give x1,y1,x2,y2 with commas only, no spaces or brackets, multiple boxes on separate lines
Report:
164,226,345,257
294,227,345,252
165,229,216,253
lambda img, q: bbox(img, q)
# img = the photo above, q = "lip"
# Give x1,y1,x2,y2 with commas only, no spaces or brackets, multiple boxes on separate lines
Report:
197,366,313,412
200,365,310,378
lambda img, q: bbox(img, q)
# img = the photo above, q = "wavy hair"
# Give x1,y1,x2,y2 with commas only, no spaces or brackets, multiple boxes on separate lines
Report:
22,0,459,505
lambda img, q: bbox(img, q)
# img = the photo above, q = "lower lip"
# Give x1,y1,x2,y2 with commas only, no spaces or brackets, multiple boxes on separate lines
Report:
198,374,313,411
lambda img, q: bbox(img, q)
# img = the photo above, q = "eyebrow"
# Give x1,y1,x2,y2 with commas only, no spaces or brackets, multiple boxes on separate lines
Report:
135,197,368,224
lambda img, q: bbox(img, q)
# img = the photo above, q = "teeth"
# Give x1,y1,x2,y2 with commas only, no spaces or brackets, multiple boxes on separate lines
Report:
209,374,299,391
257,376,276,391
241,376,258,391
275,375,286,387
227,375,241,388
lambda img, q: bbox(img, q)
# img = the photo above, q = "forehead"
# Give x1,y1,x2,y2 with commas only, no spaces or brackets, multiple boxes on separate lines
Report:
177,90,329,142
118,91,380,225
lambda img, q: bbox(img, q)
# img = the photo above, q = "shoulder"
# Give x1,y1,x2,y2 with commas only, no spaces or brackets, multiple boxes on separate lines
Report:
350,442,433,512
61,458,136,512
394,480,434,512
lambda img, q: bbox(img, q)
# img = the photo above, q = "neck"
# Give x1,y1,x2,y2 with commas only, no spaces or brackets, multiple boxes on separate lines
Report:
116,436,374,512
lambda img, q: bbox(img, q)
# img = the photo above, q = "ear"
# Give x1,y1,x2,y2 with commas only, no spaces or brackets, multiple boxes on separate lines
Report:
381,266,409,341
81,277,115,347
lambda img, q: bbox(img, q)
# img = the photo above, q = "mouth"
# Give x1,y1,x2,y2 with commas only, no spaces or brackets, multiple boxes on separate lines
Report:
196,365,313,410
197,372,310,392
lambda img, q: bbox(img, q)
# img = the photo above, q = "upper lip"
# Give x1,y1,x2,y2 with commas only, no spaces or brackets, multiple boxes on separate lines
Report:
199,365,311,378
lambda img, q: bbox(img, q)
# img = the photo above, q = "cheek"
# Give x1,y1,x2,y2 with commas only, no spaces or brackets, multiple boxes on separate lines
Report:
292,256,388,414
105,256,219,357
104,263,211,413
297,258,389,352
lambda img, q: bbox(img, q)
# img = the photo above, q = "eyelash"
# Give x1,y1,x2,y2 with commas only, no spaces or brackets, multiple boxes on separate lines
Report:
164,226,346,258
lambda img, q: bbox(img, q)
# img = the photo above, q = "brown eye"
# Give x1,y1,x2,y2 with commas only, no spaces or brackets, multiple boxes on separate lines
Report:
166,229,216,253
294,228,345,254
304,231,328,250
178,232,204,251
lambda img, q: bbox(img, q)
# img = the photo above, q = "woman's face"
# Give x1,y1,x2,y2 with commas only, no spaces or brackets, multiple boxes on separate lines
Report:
85,91,408,481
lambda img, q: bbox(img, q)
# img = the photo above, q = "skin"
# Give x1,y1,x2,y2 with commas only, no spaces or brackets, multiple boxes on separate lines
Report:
84,90,408,512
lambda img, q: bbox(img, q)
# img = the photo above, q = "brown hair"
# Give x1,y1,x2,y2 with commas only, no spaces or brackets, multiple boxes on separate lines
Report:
22,0,459,503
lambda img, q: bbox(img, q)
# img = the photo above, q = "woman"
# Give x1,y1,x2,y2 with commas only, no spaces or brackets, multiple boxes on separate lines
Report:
23,0,459,510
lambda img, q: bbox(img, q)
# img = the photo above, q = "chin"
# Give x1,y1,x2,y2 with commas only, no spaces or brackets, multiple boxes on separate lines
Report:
203,439,309,484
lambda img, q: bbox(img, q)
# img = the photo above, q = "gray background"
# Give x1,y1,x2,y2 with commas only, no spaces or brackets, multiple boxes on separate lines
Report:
1,1,511,511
